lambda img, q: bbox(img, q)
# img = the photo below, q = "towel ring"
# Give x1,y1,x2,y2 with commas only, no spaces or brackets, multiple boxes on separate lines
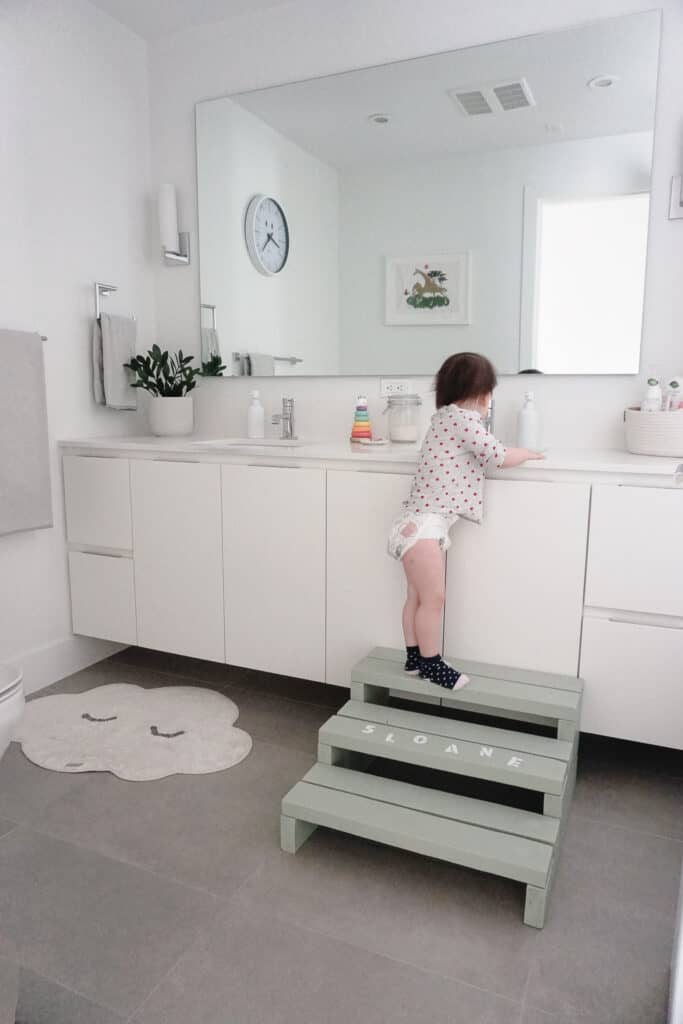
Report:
95,281,135,322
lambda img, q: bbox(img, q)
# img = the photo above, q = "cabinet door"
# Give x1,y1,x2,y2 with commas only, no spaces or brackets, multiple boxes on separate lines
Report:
63,455,132,550
445,480,590,675
326,470,412,687
131,461,224,662
580,616,683,748
222,465,325,680
68,551,137,645
586,485,683,617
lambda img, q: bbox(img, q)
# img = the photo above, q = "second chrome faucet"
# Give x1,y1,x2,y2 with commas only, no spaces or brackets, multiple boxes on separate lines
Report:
272,397,296,440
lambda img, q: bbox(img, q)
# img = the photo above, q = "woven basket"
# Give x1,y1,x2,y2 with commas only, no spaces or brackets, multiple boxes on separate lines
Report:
624,406,683,457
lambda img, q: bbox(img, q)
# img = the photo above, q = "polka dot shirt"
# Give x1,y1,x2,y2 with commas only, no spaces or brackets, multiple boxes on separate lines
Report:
402,404,507,524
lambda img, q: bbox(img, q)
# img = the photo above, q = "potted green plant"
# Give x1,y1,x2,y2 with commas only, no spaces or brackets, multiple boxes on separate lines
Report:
124,346,200,436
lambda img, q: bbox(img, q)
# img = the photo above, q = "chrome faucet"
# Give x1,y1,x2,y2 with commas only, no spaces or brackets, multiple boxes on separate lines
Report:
272,397,296,440
483,397,495,434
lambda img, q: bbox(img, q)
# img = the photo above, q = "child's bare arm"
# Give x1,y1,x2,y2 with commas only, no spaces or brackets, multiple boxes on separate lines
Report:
502,447,545,468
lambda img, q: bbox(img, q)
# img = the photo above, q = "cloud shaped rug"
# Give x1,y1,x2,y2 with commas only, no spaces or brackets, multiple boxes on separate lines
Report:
14,684,252,781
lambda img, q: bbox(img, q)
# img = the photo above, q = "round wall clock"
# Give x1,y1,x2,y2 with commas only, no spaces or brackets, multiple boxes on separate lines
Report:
244,194,290,275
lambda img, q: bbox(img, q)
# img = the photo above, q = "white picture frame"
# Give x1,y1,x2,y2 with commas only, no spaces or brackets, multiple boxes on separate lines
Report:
385,253,471,326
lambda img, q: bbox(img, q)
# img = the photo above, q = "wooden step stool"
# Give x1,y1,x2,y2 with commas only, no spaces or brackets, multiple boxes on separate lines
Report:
280,647,583,928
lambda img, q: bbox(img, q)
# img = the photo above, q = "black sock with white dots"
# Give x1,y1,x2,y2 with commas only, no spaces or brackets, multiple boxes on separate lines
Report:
404,645,421,674
419,654,470,691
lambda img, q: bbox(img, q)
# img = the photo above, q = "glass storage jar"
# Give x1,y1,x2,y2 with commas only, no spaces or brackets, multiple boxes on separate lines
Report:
385,394,422,443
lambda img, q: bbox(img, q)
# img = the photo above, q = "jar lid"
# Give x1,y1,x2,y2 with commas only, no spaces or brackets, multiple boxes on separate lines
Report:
386,393,422,405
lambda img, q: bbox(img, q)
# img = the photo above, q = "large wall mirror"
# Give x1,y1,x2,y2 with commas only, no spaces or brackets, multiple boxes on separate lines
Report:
196,11,660,377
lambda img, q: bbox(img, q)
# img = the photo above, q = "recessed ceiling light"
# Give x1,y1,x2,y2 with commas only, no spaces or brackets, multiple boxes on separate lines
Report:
587,74,619,90
368,112,391,125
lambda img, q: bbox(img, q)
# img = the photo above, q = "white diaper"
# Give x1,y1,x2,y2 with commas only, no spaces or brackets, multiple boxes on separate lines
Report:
387,512,456,561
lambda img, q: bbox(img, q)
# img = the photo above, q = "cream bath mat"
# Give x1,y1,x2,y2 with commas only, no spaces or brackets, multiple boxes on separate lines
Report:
14,684,252,781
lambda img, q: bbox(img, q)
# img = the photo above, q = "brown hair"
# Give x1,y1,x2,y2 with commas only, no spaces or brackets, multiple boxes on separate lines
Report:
435,352,497,409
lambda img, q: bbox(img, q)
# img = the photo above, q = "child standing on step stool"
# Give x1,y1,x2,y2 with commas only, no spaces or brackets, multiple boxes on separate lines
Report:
387,352,544,691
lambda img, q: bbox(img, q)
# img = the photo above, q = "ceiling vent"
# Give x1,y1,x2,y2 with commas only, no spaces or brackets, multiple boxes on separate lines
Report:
449,78,536,117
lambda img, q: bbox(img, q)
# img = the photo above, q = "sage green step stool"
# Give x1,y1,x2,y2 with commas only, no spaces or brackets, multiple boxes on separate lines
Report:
281,647,582,928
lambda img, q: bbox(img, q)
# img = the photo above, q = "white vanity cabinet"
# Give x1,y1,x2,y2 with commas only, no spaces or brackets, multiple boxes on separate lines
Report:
221,465,326,680
444,480,590,675
63,455,136,644
581,485,683,747
130,460,224,662
326,470,411,686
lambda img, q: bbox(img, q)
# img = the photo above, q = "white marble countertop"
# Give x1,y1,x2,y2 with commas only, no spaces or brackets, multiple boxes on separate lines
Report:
58,435,683,484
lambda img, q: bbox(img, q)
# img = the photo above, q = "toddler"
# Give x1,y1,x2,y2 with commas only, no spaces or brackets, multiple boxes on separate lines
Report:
387,352,544,690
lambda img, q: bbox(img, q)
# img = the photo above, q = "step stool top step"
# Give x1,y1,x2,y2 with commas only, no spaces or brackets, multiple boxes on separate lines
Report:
319,711,567,794
370,647,583,693
302,762,560,845
282,777,553,887
352,652,582,723
340,700,573,763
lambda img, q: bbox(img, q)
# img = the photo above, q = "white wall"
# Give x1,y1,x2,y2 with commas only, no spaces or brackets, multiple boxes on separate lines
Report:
0,0,155,691
339,132,652,375
196,98,339,374
149,0,683,450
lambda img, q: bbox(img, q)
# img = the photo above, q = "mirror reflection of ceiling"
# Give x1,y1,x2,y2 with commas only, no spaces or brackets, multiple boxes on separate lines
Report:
234,14,658,169
196,11,660,378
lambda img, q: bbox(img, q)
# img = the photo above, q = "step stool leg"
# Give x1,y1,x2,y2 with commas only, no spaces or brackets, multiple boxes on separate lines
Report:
281,814,317,854
543,792,562,817
318,742,373,771
557,719,577,742
350,681,388,704
524,883,548,928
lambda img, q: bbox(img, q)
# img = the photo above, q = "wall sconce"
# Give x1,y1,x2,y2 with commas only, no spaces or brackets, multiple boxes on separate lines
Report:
158,183,191,265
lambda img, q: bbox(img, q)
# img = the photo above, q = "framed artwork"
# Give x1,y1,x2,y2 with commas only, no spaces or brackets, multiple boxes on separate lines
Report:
385,253,471,325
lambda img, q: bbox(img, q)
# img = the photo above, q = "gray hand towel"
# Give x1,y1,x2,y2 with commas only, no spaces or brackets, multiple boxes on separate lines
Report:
247,352,275,376
98,313,137,410
0,329,52,536
92,319,105,405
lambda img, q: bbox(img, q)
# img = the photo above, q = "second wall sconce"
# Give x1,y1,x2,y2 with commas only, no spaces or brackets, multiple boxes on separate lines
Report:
158,183,191,265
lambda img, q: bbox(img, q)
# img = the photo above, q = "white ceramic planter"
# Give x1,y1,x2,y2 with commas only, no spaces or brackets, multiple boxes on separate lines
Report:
148,396,194,437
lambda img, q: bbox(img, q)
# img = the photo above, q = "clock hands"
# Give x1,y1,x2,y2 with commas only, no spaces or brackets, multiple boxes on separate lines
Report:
261,230,281,254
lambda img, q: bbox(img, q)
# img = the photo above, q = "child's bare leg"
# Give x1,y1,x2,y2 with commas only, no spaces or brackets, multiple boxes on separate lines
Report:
402,540,444,656
401,582,419,647
402,539,469,690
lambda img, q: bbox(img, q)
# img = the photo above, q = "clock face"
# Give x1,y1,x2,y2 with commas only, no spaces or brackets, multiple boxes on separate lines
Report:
245,194,290,275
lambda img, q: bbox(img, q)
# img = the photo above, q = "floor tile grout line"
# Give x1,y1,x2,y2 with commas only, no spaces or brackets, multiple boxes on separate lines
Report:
570,810,683,845
517,961,533,1023
2,951,129,1019
236,891,527,1009
14,820,241,906
124,860,269,1023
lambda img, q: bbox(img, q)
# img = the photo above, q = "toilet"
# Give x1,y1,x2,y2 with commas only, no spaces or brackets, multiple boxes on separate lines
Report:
0,664,25,762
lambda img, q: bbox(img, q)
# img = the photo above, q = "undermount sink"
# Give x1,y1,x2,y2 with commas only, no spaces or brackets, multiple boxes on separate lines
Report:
192,437,305,449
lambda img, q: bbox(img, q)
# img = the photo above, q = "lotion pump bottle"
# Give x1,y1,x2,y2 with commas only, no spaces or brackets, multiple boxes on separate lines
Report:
517,391,541,450
641,377,663,413
247,390,265,438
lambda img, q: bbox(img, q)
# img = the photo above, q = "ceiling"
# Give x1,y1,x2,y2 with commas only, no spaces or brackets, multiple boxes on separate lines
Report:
88,0,292,40
229,11,660,168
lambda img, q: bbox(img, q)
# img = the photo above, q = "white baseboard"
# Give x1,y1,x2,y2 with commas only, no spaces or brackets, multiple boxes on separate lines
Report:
10,635,127,696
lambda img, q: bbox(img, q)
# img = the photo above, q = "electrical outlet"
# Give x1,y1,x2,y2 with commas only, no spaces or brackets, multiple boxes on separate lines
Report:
380,378,413,397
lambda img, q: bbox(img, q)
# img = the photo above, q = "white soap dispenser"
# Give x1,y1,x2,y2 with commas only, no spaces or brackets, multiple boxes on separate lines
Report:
247,389,265,438
517,391,541,450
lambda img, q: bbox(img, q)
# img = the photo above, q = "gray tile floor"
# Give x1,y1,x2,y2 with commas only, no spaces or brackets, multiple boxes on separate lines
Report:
0,649,680,1024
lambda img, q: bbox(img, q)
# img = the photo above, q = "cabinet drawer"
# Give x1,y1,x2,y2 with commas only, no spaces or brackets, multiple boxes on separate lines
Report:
586,486,683,617
63,456,132,550
68,551,136,645
580,616,683,748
